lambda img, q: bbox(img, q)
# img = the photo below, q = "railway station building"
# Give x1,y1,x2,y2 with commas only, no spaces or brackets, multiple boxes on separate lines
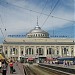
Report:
3,24,75,63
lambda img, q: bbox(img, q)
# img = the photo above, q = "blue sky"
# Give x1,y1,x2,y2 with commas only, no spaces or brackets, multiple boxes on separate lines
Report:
0,0,75,43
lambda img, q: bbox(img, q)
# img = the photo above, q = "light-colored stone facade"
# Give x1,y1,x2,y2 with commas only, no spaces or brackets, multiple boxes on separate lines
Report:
2,25,75,62
3,38,75,61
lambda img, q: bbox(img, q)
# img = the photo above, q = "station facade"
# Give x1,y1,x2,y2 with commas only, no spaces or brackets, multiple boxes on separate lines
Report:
3,24,75,62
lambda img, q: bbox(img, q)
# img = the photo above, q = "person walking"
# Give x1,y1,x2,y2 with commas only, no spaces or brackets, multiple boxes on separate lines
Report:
1,60,7,75
0,60,2,72
9,60,13,74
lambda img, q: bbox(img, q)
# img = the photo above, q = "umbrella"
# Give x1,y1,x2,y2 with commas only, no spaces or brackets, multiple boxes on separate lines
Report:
28,58,33,61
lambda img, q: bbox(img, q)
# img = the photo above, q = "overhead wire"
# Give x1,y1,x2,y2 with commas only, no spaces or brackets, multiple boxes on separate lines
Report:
41,0,60,28
0,28,5,39
51,15,75,22
38,0,48,18
0,0,74,39
0,15,6,39
0,0,74,23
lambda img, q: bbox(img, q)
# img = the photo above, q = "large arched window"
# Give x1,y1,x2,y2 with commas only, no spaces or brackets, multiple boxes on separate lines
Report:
26,48,34,55
5,50,7,55
57,50,59,55
47,48,54,55
36,48,43,55
29,48,31,54
49,48,52,54
21,51,23,55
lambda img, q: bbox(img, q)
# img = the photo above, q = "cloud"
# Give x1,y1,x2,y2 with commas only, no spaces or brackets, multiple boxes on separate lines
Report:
0,0,74,43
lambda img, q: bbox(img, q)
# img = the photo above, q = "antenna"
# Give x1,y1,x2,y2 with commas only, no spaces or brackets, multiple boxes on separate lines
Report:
37,16,38,26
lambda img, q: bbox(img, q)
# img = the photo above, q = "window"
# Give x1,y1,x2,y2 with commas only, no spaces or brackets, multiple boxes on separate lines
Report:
57,50,59,55
13,48,16,54
10,48,12,54
36,34,37,37
47,48,52,55
36,49,38,54
37,48,43,55
43,34,44,36
29,48,31,54
49,48,52,54
64,48,67,54
26,48,34,55
21,51,23,55
5,50,7,54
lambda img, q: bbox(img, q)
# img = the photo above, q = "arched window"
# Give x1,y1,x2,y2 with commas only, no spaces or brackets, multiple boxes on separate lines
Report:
57,50,59,55
26,48,34,55
47,48,52,55
29,48,31,54
49,48,52,54
5,50,7,54
37,48,43,55
36,34,37,37
13,48,15,54
21,51,23,55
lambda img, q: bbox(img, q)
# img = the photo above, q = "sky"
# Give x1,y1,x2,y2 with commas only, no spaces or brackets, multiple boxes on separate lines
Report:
0,0,75,43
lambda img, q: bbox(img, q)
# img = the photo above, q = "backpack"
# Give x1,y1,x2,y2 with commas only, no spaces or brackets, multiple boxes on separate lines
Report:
9,63,13,67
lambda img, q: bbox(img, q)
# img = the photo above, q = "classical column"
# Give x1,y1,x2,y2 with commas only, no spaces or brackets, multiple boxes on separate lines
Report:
54,46,57,57
34,46,36,56
18,46,21,61
59,46,62,57
68,46,71,57
44,46,46,57
24,46,25,55
8,46,10,58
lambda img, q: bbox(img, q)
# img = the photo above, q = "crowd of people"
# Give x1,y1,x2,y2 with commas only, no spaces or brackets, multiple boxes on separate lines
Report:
44,60,74,67
0,59,14,75
0,59,8,75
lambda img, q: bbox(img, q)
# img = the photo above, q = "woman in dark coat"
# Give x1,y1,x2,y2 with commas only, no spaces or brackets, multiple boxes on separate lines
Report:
1,60,7,75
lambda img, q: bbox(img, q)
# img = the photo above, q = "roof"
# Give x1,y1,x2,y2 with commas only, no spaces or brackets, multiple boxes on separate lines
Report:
26,25,49,38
